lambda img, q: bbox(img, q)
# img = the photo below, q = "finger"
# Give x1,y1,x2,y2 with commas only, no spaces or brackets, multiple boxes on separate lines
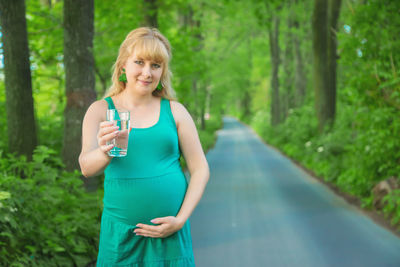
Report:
137,225,163,237
136,223,160,231
151,216,172,224
134,228,162,238
103,130,120,141
98,125,120,138
100,144,114,153
150,218,165,225
98,121,119,136
98,129,119,146
99,121,115,128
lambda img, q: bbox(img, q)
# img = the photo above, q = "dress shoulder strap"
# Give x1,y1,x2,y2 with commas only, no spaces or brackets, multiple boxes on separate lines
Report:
104,96,116,110
104,96,121,122
163,98,178,129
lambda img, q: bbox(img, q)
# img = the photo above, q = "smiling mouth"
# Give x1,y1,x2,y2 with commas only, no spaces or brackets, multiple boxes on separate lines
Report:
139,80,152,85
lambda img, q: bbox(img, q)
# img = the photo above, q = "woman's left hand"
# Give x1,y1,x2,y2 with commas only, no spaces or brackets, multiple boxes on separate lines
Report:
134,216,185,238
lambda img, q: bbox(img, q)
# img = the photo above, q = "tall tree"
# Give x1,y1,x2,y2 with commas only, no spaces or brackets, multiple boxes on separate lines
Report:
293,0,307,108
142,0,158,28
312,0,329,131
0,0,37,160
281,11,295,120
241,38,253,121
327,0,342,124
63,0,96,171
190,6,206,129
178,4,207,129
269,15,281,126
312,0,341,132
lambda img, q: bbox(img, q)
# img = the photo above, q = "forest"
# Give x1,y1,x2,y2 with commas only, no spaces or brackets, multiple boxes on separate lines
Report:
0,0,399,265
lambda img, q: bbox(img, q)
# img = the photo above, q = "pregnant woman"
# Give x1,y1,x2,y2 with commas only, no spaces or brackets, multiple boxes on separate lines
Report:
79,27,210,266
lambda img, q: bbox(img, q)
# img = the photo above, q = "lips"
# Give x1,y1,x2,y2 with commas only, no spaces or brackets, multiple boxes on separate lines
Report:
139,80,152,85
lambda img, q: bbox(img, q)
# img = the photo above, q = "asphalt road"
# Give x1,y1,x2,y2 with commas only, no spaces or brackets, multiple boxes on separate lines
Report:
190,117,400,267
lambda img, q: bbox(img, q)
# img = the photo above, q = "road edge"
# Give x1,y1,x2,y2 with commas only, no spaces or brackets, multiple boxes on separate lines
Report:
233,116,400,239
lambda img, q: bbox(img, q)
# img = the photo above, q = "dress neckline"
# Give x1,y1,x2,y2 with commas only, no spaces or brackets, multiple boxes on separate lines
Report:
108,97,163,131
132,98,163,131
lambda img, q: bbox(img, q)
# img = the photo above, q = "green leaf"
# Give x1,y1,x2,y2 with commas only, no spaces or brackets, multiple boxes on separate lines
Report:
0,191,11,200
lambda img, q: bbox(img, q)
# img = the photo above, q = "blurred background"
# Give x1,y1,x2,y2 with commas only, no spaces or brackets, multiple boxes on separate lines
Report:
0,0,399,265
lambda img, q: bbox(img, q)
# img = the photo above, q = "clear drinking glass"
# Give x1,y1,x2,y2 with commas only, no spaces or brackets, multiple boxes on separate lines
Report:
106,109,130,157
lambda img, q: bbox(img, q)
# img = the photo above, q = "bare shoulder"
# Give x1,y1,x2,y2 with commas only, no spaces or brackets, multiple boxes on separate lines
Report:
169,100,193,128
169,100,188,115
84,99,108,122
88,98,108,111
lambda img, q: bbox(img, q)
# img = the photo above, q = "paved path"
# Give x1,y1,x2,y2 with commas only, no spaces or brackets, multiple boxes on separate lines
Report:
190,117,400,267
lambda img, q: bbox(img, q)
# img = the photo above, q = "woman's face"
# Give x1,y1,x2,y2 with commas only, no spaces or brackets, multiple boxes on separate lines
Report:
123,52,164,95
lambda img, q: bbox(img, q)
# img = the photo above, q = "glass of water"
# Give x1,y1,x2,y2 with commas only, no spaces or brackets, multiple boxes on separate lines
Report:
106,109,130,157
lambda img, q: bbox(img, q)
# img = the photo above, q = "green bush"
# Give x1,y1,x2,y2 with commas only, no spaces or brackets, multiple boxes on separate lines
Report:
0,146,102,266
336,106,400,198
383,189,400,227
198,113,223,153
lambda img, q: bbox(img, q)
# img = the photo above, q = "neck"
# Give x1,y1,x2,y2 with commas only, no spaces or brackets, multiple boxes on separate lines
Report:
119,89,156,108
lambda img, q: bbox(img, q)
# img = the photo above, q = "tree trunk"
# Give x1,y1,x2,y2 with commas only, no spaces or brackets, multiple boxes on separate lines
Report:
187,5,205,128
269,15,281,126
312,0,341,132
0,0,37,160
200,96,206,130
142,0,158,28
282,16,294,120
241,38,253,122
63,0,96,172
312,0,330,132
293,0,306,107
327,0,342,125
192,79,200,125
241,90,252,121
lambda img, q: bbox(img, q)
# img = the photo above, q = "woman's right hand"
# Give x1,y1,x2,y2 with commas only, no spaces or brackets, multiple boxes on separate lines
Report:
97,121,119,154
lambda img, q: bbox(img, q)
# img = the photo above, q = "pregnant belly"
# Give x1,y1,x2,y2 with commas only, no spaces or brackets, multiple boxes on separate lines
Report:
102,171,188,226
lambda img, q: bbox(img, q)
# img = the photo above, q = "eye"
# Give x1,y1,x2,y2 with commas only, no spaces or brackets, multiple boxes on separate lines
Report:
152,63,161,69
134,60,144,65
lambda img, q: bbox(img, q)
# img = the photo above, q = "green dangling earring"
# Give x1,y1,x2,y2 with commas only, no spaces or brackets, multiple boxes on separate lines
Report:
118,68,127,83
156,81,163,91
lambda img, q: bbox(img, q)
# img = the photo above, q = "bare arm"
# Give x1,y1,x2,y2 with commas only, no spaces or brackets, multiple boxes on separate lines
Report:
173,101,210,224
78,100,118,178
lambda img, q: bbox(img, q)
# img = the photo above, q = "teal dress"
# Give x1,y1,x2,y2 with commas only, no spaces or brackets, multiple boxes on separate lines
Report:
96,97,195,266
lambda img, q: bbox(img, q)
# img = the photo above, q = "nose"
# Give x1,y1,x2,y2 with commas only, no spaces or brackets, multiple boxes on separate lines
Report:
142,64,152,77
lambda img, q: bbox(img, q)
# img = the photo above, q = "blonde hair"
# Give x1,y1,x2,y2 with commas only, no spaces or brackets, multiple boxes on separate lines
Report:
104,27,176,100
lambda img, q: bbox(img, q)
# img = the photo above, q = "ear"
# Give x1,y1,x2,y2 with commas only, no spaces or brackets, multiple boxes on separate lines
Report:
121,59,128,70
